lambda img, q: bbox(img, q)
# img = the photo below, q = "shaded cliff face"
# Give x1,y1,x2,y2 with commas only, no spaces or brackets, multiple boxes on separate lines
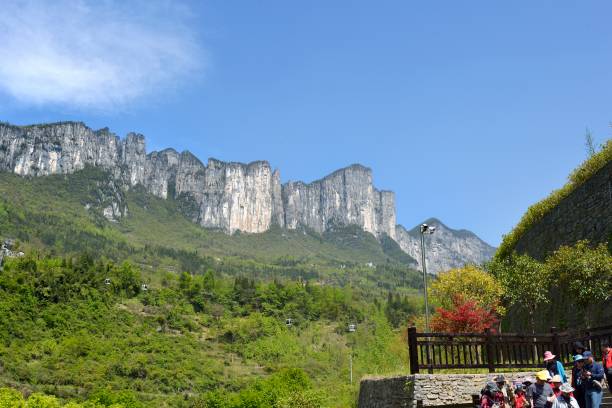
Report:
395,218,496,274
282,165,396,239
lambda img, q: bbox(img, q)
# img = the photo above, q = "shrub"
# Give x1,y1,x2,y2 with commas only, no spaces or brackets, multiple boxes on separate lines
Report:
0,387,25,408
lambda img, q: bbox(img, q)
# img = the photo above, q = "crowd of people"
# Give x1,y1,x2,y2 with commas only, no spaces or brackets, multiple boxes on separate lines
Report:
480,341,611,408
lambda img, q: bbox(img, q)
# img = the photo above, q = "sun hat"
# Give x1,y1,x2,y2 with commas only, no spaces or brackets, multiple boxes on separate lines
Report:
495,375,506,383
543,351,556,361
551,375,562,383
536,370,550,381
573,354,584,362
583,351,593,358
485,381,500,393
559,383,574,393
522,376,536,385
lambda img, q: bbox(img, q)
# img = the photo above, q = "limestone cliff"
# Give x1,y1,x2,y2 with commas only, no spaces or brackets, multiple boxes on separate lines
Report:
0,122,399,237
282,165,396,239
0,121,496,269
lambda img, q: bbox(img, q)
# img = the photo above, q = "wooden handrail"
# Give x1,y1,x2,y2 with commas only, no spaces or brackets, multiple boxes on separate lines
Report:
407,323,612,373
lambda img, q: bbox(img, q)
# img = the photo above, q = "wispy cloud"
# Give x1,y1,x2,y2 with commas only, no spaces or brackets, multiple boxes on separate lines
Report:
0,0,204,110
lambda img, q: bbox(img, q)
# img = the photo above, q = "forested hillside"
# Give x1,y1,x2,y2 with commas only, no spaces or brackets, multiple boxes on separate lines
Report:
0,168,423,407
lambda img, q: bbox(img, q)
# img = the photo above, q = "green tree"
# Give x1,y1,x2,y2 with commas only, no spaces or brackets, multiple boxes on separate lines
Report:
584,127,596,157
545,241,612,325
488,254,550,333
430,265,505,315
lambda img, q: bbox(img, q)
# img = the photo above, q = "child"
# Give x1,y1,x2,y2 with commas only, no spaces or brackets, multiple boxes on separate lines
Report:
513,384,530,408
552,383,579,408
551,375,563,397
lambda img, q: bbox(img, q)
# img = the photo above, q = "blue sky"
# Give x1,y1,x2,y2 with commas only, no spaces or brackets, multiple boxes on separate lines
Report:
1,1,611,246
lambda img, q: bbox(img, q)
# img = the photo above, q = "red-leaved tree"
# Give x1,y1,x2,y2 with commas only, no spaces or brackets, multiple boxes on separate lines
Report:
430,295,498,333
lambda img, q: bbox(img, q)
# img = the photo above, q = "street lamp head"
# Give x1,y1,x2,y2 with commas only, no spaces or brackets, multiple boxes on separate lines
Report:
420,224,436,234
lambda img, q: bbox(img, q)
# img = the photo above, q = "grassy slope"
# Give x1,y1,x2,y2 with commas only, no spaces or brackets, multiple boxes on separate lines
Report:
120,187,414,266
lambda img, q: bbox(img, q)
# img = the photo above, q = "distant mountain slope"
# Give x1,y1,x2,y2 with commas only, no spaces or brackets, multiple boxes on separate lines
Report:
395,218,496,274
0,120,494,275
0,168,421,291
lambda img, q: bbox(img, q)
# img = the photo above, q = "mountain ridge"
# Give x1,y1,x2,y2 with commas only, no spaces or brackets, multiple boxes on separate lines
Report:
397,219,496,274
0,120,495,272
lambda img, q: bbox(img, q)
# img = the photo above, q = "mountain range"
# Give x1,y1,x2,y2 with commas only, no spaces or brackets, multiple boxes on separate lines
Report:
0,121,495,273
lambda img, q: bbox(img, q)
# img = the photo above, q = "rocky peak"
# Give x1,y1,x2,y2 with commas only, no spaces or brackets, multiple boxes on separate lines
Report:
395,218,496,274
281,164,396,239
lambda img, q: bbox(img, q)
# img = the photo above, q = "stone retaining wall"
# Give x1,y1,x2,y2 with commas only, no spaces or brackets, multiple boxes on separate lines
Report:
358,371,573,408
513,160,612,260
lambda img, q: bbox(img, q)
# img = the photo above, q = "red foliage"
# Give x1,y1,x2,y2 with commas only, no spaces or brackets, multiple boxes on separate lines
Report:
430,295,498,333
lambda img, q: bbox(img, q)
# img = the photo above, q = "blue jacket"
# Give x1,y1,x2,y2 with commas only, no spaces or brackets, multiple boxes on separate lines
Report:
547,360,568,383
583,362,605,393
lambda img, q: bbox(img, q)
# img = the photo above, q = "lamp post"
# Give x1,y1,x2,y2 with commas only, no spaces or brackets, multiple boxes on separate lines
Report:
348,323,356,384
419,223,436,332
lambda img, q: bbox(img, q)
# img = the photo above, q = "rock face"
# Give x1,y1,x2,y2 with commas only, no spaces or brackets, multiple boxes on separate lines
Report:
0,122,397,237
0,121,495,268
395,218,496,274
282,165,396,239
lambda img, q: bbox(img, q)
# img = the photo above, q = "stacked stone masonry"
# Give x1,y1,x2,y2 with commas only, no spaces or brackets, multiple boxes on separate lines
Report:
513,160,612,260
358,370,571,408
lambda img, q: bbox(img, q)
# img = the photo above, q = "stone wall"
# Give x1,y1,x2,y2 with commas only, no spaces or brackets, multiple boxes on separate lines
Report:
513,160,612,260
358,376,412,408
358,371,545,408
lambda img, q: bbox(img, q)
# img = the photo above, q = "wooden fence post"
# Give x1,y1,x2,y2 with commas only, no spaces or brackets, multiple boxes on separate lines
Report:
551,327,561,359
408,326,420,374
485,328,496,373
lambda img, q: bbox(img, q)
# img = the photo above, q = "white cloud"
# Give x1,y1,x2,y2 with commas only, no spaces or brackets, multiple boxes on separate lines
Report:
0,0,204,110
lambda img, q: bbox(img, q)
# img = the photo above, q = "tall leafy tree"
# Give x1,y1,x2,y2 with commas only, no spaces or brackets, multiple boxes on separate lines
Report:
430,265,505,316
488,254,551,333
545,241,612,326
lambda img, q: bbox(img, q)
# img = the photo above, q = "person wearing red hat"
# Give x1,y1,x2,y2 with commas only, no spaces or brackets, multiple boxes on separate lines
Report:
544,351,568,384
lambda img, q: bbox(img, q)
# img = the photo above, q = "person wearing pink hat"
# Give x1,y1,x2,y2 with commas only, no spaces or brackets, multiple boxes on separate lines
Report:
544,351,568,384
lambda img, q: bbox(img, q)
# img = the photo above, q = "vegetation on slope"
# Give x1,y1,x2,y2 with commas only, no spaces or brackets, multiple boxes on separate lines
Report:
0,168,423,407
0,254,412,407
496,139,612,259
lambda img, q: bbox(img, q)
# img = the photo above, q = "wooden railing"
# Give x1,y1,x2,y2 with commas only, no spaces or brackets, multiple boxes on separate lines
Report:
407,324,612,374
